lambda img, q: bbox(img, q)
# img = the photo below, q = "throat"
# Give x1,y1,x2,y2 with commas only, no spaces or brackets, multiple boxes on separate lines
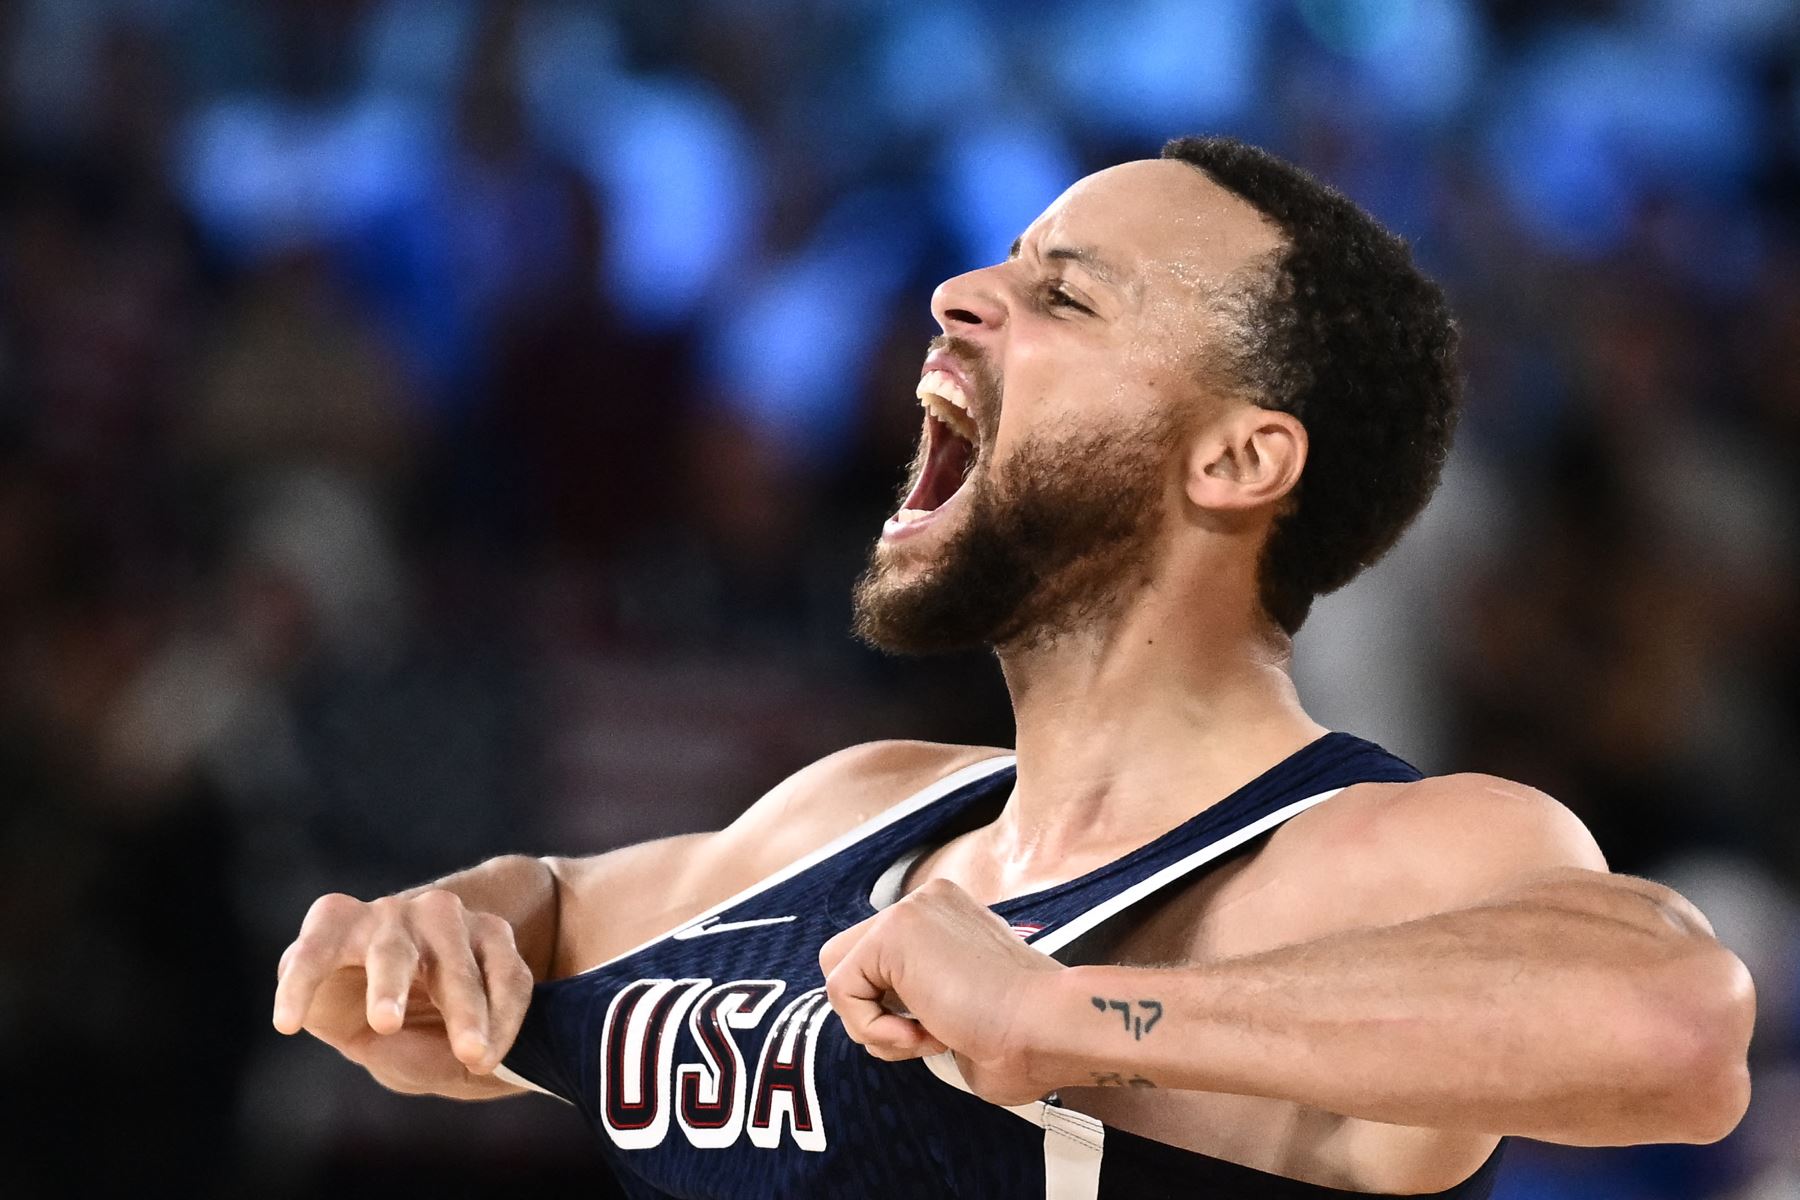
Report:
894,821,1120,909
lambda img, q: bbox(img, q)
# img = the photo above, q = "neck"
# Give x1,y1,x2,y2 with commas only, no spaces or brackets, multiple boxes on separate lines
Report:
992,566,1326,863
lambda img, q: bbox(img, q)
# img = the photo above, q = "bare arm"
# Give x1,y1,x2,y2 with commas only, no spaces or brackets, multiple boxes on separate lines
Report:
268,836,726,1099
273,739,1004,1099
822,774,1756,1148
1035,868,1754,1144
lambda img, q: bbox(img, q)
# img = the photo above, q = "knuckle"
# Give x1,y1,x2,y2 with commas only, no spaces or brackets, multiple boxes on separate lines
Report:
287,932,330,964
886,903,920,931
411,888,464,920
366,894,411,928
308,891,363,925
469,911,514,944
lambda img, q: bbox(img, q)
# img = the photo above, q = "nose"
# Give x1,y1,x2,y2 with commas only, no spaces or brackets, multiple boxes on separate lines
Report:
930,265,1008,335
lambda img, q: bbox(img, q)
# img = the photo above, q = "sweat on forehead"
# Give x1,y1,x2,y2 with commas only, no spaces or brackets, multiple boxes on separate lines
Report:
1017,159,1286,293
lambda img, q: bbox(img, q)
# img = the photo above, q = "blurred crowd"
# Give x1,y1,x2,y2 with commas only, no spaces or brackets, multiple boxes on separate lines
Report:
0,1,1795,1197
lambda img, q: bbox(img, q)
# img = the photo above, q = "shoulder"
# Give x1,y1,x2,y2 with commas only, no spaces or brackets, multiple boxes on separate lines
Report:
715,739,1014,880
1225,772,1612,943
1299,772,1607,876
545,740,1012,976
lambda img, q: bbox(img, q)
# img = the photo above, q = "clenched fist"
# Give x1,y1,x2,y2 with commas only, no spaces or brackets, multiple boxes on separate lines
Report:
819,878,1065,1107
272,889,534,1099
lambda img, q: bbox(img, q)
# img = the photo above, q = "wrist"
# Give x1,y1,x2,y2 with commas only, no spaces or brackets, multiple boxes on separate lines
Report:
1029,964,1189,1094
1016,965,1120,1095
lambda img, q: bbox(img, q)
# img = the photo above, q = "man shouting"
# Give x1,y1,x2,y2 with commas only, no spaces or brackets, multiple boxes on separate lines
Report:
273,137,1754,1199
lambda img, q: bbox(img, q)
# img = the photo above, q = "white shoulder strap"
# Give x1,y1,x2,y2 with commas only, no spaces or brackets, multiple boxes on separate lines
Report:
1029,786,1344,959
912,783,1352,1196
922,1053,1105,1199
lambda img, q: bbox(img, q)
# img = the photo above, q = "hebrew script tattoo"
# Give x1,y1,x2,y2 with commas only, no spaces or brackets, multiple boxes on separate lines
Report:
1091,995,1164,1040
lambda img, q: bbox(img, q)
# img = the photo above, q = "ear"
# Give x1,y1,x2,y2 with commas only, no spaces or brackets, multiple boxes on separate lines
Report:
1183,406,1307,514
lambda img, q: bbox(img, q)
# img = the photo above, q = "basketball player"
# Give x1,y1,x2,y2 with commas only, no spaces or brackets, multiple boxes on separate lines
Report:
272,138,1754,1198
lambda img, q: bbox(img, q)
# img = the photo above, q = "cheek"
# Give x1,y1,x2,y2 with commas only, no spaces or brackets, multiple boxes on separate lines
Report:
994,349,1100,432
990,324,1168,460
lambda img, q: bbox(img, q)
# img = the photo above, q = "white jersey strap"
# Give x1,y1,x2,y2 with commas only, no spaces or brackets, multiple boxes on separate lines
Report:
922,1053,1105,1200
1030,786,1344,959
914,784,1351,1196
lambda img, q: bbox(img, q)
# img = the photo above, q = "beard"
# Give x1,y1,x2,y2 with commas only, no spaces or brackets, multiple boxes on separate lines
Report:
852,409,1179,656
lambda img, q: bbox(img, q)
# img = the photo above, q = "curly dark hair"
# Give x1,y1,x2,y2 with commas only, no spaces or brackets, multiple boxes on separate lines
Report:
1161,136,1461,635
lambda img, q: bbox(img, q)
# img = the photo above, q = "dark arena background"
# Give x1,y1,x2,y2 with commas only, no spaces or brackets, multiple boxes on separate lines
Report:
2,1,1797,1197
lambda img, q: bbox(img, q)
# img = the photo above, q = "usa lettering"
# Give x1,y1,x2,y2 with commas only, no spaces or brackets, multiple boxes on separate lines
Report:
599,979,834,1152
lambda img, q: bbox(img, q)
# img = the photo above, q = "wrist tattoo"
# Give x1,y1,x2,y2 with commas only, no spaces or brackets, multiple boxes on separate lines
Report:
1088,1071,1157,1089
1091,996,1163,1040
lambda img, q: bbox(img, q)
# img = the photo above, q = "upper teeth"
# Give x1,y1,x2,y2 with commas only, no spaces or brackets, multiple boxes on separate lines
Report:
916,370,978,443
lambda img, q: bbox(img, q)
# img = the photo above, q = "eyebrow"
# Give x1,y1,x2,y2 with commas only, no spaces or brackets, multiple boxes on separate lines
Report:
1007,236,1125,286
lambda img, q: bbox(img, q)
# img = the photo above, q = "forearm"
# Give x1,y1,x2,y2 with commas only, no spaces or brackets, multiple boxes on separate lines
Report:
403,855,560,982
1033,891,1753,1144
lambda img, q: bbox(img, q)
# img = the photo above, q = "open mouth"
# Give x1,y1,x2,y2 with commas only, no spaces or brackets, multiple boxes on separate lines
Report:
891,368,980,531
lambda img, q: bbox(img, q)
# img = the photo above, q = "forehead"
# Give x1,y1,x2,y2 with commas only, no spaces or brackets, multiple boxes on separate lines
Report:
1021,159,1283,292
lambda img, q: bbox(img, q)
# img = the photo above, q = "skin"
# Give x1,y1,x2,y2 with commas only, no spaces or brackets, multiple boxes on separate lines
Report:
273,161,1755,1193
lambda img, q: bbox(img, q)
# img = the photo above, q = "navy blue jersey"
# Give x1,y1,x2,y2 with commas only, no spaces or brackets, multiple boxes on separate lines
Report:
500,733,1506,1198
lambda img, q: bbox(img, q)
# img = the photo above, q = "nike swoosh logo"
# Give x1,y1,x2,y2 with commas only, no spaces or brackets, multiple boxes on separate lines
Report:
671,915,799,940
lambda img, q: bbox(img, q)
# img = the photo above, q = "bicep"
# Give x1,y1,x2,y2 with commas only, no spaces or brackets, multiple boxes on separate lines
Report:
1282,775,1628,939
1486,867,1720,943
540,739,1008,978
538,748,862,977
1331,774,1717,941
544,832,723,978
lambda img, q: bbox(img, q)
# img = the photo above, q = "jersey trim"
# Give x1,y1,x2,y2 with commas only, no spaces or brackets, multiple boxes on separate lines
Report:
1042,1104,1105,1199
494,1061,562,1098
1031,786,1344,958
921,1054,1105,1199
868,844,930,910
915,784,1352,1197
573,754,1017,976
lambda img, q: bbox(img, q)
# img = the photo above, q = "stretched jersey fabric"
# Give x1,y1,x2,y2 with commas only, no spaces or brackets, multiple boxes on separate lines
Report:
499,733,1507,1198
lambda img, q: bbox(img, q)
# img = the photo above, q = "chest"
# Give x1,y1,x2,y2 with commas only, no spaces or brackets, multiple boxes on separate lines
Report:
907,819,1415,1184
906,804,1330,964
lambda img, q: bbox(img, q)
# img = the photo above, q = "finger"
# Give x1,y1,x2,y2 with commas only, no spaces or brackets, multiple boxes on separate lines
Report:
825,949,915,1049
471,917,534,1074
427,936,492,1068
818,916,873,978
363,928,420,1035
273,933,345,1034
857,1013,947,1061
273,893,365,1033
876,991,946,1055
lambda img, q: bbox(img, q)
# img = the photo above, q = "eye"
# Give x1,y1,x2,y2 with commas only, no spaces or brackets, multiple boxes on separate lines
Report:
1041,282,1092,315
